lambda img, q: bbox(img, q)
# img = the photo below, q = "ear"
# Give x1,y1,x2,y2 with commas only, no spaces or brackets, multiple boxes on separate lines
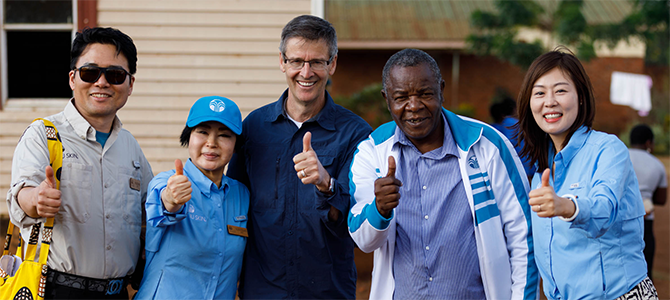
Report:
327,54,337,76
69,70,76,91
128,75,135,96
279,52,286,73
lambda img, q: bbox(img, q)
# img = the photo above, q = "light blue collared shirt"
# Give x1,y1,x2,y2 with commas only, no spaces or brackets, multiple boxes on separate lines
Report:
532,126,647,299
136,159,250,300
392,114,485,299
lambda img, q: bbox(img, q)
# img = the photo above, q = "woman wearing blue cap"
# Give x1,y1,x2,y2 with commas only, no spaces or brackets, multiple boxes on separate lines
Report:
135,96,249,300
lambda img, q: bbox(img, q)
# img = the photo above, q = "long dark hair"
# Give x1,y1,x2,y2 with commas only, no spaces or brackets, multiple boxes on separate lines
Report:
517,47,595,172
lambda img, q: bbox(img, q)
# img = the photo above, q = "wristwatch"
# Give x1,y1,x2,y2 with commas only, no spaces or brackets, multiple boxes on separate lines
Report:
328,177,335,194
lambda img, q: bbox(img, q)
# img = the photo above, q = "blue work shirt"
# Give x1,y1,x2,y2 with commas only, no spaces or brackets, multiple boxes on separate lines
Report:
393,114,485,299
491,116,536,177
136,159,249,300
227,90,372,299
531,126,647,300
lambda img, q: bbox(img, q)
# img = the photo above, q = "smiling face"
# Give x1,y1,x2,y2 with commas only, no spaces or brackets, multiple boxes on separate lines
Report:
188,121,237,184
69,43,134,131
383,63,445,153
530,67,580,150
280,37,337,108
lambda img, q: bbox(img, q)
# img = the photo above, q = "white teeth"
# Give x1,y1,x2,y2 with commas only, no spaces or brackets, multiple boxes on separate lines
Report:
298,81,315,87
544,113,562,119
91,93,110,98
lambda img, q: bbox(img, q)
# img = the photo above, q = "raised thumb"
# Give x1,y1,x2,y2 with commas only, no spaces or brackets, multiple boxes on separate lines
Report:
303,131,312,152
175,159,184,176
45,165,56,188
541,168,550,187
386,156,396,179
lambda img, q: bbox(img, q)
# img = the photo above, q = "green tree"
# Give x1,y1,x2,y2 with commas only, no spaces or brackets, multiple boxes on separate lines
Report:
467,0,600,68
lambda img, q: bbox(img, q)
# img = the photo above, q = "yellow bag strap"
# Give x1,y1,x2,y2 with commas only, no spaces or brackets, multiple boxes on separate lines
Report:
2,119,61,263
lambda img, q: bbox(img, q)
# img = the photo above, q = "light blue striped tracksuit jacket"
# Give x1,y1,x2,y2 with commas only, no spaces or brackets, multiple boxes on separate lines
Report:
348,108,539,300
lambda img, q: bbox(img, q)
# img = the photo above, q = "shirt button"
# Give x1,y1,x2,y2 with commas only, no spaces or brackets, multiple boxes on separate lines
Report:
425,246,429,250
429,277,433,282
218,204,221,208
424,215,429,220
219,252,223,257
212,276,216,279
105,214,110,219
104,183,108,188
288,231,293,235
219,228,222,232
106,245,111,250
422,186,427,190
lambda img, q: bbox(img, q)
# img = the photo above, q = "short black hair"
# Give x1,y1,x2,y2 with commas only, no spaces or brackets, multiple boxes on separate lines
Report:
630,124,654,145
279,15,338,59
382,49,442,94
70,27,137,74
180,125,193,147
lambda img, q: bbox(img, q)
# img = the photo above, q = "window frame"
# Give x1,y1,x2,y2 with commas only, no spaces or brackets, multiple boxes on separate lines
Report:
0,0,96,109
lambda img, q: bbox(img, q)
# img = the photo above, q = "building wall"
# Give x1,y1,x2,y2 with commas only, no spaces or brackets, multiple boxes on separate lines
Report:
331,50,655,135
98,0,310,172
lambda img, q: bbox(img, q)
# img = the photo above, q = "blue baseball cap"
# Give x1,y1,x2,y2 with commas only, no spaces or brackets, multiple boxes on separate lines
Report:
186,96,242,135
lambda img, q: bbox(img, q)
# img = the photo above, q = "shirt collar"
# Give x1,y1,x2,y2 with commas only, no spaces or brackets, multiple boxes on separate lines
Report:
265,89,337,131
64,98,123,141
184,158,229,197
394,112,458,159
550,125,590,165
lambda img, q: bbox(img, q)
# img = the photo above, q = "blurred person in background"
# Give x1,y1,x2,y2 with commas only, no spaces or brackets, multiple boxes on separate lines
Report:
629,124,667,282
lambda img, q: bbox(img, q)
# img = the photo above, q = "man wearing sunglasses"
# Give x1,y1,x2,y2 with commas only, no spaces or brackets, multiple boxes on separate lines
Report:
7,27,153,299
227,15,372,299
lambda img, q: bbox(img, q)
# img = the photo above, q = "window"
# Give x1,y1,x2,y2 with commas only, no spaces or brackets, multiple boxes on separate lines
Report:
1,0,77,105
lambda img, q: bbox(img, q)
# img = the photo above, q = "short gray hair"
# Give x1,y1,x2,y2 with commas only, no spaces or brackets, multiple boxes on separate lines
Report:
382,49,442,93
279,15,338,59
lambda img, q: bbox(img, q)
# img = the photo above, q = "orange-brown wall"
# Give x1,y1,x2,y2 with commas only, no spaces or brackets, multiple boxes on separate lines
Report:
330,50,663,136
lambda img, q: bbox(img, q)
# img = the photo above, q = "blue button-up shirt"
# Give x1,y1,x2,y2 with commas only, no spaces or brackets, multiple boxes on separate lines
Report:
532,126,647,299
227,90,372,299
393,114,485,300
136,159,249,300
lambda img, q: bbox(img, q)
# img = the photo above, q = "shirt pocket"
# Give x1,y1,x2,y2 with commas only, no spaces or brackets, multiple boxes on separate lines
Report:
120,166,142,234
59,161,92,223
247,145,283,210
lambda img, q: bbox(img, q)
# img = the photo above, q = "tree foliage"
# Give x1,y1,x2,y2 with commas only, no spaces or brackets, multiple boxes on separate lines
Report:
592,0,669,66
467,0,598,67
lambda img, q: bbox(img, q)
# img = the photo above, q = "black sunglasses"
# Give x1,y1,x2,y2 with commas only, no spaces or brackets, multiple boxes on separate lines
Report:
74,66,130,85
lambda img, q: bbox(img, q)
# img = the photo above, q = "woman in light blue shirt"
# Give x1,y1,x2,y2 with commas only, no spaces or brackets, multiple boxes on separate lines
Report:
135,96,249,300
516,48,658,300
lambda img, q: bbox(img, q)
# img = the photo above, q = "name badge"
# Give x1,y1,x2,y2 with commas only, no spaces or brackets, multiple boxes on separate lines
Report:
129,178,141,191
234,215,247,222
227,225,248,237
570,182,580,189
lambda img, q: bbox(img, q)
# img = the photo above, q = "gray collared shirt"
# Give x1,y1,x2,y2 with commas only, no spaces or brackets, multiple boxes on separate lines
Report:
7,99,153,279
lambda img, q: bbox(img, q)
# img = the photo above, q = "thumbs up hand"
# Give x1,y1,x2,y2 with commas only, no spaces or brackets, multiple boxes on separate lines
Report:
529,168,576,218
162,159,192,213
35,165,62,218
293,132,332,194
374,156,402,219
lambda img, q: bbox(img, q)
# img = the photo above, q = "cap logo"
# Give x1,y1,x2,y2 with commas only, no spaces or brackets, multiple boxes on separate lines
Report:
209,99,226,112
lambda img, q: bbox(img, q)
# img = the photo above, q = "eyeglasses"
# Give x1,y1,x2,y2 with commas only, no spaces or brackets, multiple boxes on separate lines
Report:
282,55,332,71
74,66,130,85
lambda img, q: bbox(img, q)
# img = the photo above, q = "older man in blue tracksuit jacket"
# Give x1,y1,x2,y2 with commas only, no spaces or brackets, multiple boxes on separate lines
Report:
348,49,538,300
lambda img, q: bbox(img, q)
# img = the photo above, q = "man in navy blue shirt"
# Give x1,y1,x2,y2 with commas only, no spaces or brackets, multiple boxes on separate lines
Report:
227,15,372,299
